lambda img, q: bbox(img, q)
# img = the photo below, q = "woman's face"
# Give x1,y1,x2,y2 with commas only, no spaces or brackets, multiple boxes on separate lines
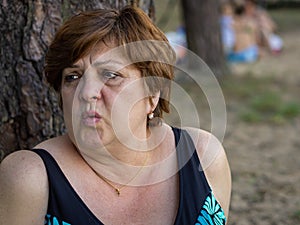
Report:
61,44,154,154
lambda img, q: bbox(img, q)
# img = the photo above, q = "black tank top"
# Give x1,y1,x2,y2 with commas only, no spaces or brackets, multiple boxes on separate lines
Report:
35,127,226,225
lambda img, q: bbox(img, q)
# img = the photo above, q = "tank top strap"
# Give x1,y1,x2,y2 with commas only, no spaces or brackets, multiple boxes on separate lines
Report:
171,126,211,191
171,127,213,224
32,148,102,225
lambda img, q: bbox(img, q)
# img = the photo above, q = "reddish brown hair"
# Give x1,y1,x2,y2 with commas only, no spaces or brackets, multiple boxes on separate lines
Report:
45,6,175,121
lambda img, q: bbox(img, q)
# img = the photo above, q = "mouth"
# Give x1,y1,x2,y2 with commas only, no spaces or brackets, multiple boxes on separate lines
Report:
82,111,102,126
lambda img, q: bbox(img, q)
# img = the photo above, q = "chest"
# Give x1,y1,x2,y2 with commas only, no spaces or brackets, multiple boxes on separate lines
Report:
49,133,180,224
80,175,180,225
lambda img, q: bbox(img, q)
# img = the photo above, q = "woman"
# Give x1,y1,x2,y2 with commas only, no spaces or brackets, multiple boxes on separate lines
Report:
0,6,231,225
244,0,283,53
228,2,259,63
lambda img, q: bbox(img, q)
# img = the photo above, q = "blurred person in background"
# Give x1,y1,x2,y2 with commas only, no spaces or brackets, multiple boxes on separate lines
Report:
220,1,236,55
227,1,259,63
244,0,283,54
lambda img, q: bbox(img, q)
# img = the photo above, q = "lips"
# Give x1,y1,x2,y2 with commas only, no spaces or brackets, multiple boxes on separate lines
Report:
82,111,102,126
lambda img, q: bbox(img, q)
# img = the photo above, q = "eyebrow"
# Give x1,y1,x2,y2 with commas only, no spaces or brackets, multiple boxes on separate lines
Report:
92,59,125,67
64,59,128,71
64,64,81,70
69,64,81,68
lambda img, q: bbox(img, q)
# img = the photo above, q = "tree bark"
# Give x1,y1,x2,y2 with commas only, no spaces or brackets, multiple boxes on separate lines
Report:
0,0,154,161
181,0,227,77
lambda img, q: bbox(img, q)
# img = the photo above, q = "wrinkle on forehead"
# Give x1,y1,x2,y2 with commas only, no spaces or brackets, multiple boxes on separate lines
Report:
69,42,128,69
89,43,138,72
92,44,129,61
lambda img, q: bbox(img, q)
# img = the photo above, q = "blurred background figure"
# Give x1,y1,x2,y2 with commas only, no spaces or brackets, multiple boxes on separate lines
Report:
220,0,284,63
227,1,259,63
220,1,235,55
244,0,283,54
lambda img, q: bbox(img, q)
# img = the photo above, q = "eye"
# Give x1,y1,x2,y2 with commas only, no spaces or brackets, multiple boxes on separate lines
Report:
101,70,124,86
63,73,81,83
103,70,120,80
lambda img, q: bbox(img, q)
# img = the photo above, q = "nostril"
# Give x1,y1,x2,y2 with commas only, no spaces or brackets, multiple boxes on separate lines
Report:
79,78,103,102
80,89,101,102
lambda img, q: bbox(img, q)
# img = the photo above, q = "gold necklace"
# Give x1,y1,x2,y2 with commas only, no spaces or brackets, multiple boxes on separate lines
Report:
94,153,149,196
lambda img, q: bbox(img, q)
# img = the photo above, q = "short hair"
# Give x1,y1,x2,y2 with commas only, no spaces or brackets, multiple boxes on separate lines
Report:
45,6,176,122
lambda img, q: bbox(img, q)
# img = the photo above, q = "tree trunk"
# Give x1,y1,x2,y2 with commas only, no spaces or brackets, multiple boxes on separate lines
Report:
0,0,154,161
181,0,227,77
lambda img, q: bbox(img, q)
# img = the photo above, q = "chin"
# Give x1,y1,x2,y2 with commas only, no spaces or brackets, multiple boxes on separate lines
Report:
72,127,106,151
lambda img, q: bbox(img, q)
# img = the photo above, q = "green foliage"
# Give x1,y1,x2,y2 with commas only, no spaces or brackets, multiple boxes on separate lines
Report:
239,109,262,123
279,102,300,118
291,210,300,222
250,92,281,113
241,92,300,124
221,74,300,124
221,74,271,99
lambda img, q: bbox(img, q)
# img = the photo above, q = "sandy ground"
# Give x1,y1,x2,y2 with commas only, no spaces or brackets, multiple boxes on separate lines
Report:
224,30,300,224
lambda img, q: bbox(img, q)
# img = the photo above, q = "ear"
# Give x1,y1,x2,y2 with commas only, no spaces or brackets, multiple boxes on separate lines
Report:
147,91,160,113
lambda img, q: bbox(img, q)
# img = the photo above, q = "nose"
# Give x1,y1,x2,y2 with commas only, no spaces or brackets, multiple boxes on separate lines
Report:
79,69,104,102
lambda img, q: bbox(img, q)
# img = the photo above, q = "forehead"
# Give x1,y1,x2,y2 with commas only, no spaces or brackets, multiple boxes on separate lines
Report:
73,42,135,70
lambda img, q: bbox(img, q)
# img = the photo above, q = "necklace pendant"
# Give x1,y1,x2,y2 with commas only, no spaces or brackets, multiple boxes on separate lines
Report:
115,188,121,196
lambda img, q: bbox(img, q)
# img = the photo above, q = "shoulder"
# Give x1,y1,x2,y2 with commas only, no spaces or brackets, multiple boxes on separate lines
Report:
0,150,48,188
0,150,48,224
183,127,231,219
183,127,222,167
34,135,79,167
34,134,70,152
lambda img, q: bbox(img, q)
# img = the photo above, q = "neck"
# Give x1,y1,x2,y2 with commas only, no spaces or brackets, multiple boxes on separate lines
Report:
82,148,151,187
76,123,174,186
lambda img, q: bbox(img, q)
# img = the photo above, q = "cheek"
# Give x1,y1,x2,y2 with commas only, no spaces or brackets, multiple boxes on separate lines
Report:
62,89,73,109
108,87,145,132
61,89,76,126
101,88,115,110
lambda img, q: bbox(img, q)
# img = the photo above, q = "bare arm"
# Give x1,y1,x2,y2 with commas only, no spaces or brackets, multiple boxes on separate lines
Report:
185,128,232,221
0,150,49,225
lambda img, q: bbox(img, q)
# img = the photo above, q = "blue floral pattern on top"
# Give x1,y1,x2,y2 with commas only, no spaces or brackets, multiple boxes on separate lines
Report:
195,192,226,225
